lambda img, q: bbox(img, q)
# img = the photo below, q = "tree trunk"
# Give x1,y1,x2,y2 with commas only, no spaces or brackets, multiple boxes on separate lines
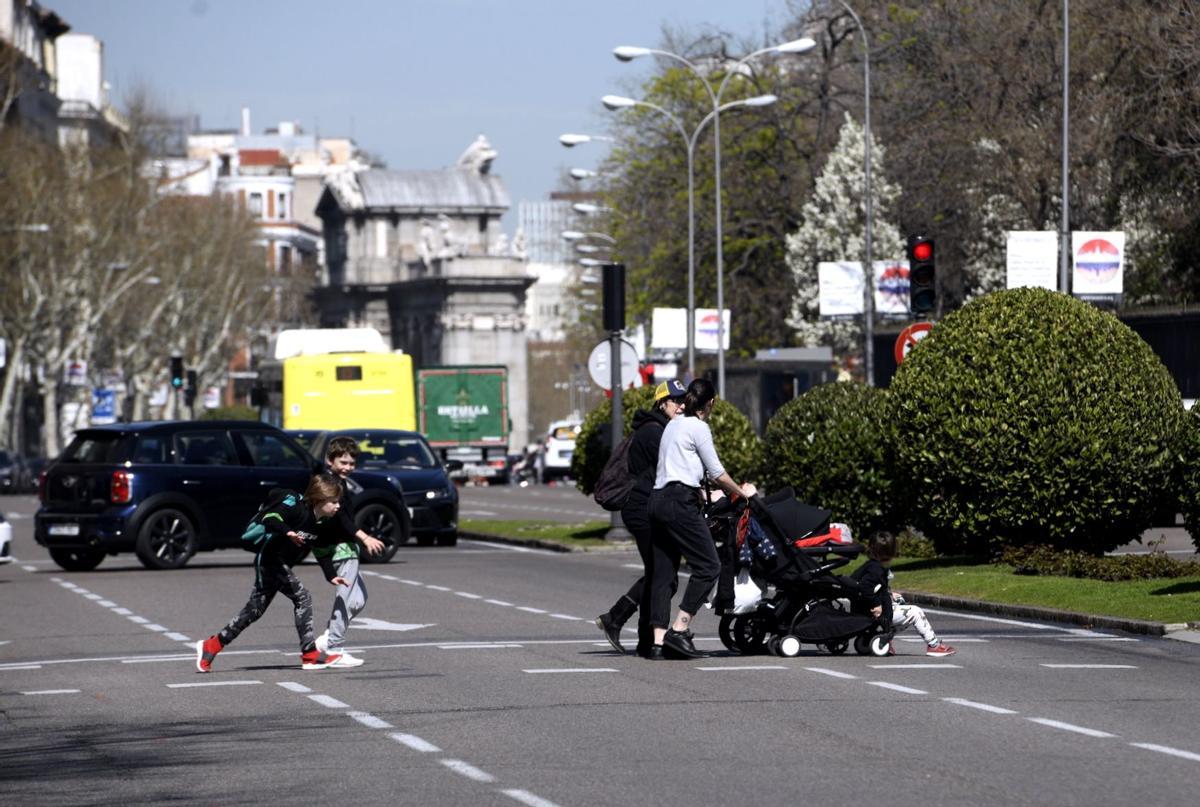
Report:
0,336,26,447
41,378,60,458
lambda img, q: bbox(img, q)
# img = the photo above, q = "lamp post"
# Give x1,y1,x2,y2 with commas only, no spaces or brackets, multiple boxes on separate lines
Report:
1060,0,1071,294
615,38,815,397
600,92,778,382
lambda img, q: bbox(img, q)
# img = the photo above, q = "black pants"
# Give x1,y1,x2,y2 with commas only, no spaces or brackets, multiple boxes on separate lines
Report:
615,495,674,648
648,483,721,624
219,555,315,652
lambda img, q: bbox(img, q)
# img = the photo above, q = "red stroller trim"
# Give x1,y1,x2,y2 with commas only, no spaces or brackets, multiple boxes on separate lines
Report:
793,525,851,548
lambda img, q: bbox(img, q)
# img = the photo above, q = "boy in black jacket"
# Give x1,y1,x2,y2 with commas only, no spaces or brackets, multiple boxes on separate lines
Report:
852,531,955,657
196,473,348,672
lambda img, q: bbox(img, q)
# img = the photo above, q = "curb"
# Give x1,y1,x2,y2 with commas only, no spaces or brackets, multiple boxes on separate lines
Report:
903,591,1185,637
459,531,637,554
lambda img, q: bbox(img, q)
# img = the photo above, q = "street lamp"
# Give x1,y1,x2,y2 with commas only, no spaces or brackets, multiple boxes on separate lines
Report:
569,168,600,181
562,230,616,245
614,38,815,396
601,91,777,380
559,133,614,147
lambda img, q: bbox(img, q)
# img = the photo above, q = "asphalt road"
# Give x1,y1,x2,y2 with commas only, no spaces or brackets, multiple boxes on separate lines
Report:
3,491,1200,806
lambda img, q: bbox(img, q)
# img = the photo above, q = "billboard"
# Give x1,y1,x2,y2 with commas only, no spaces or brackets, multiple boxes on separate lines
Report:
1006,231,1059,291
1072,231,1124,300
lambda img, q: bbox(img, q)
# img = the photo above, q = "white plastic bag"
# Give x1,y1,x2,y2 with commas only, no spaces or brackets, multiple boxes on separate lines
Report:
732,568,763,614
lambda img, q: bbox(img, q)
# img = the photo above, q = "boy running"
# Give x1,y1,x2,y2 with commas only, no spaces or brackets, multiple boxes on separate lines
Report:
196,473,349,672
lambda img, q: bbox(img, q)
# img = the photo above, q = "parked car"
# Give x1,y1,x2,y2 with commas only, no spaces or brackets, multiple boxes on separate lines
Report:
301,430,460,547
34,420,410,572
0,509,13,564
0,450,31,494
542,419,581,482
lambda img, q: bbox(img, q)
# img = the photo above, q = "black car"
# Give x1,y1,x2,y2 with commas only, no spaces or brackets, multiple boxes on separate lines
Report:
35,420,410,571
300,429,460,547
0,450,31,493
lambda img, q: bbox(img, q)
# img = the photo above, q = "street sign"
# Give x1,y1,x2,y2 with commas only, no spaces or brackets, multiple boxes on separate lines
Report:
92,388,117,425
894,322,934,365
587,339,641,390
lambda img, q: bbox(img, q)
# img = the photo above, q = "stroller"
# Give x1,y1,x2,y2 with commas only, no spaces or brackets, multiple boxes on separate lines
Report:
710,487,893,658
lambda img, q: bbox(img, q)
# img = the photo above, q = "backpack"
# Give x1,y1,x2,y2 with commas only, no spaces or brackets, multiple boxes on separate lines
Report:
241,488,300,552
593,431,639,511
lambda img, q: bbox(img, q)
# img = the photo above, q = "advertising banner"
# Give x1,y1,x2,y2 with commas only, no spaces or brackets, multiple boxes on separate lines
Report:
650,307,688,349
1072,231,1124,300
1007,231,1059,291
91,388,117,425
874,260,911,317
694,308,731,351
818,261,864,318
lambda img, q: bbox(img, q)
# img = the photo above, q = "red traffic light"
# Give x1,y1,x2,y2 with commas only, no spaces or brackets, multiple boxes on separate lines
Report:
912,241,933,262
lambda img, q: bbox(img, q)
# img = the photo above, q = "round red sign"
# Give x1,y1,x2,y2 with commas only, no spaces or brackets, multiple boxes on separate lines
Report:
894,322,934,364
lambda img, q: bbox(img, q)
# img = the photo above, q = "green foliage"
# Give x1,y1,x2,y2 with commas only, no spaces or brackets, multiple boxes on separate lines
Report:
571,386,762,494
1001,544,1200,582
1179,404,1200,551
199,405,260,422
890,288,1186,556
760,382,902,538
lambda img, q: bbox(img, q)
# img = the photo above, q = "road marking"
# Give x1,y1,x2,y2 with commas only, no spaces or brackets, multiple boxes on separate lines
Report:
426,585,451,592
502,789,563,807
485,599,513,606
523,668,618,674
440,759,496,783
164,632,191,642
22,565,36,572
943,697,1017,715
1040,664,1138,669
1056,637,1139,643
461,540,546,554
439,644,523,650
1027,717,1115,738
390,733,441,752
516,606,547,614
2,665,41,670
111,607,132,615
398,579,423,586
309,694,350,709
379,575,398,581
277,682,311,693
869,663,961,669
455,591,483,599
84,593,103,600
896,637,988,644
549,614,584,621
869,682,929,695
167,680,262,688
144,624,168,632
20,689,81,695
97,600,116,607
348,711,393,730
127,615,149,624
804,667,858,680
697,665,787,671
1130,742,1200,763
460,509,498,516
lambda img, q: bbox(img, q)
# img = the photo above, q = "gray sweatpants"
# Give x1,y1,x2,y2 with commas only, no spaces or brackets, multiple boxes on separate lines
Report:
324,557,366,651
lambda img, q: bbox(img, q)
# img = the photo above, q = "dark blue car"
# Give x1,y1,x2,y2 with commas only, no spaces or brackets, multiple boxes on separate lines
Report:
35,420,410,571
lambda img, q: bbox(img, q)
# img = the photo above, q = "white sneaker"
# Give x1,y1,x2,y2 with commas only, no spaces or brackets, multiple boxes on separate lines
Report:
327,650,364,668
315,630,329,654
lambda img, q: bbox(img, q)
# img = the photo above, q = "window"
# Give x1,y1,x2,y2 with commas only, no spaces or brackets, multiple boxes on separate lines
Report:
237,432,310,469
248,192,263,217
335,365,363,381
131,436,168,464
278,192,288,220
355,435,438,469
62,433,128,463
175,432,240,466
280,245,292,274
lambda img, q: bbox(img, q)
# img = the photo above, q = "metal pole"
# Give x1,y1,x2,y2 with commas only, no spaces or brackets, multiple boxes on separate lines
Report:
714,111,726,397
607,328,631,541
840,2,873,386
1060,0,1071,293
686,143,696,380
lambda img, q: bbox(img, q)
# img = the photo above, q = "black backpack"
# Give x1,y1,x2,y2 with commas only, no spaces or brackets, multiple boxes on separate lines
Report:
593,431,639,511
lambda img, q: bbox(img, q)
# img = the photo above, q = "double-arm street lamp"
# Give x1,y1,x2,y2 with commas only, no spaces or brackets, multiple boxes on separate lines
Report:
614,38,815,396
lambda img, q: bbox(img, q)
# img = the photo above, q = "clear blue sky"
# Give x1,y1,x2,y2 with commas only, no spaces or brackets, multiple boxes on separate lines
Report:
52,0,793,227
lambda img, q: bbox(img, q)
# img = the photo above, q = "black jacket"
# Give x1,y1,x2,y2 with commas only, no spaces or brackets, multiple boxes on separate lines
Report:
258,493,338,581
850,558,892,622
625,408,670,504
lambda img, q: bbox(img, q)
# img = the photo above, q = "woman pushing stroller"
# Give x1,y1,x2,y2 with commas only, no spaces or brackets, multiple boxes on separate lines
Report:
647,378,757,660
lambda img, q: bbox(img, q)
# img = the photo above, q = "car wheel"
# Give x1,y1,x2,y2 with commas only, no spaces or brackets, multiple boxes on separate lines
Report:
355,503,404,563
435,531,458,547
48,547,105,572
135,508,197,570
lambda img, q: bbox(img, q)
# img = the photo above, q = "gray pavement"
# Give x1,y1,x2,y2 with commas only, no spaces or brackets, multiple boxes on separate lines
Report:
3,492,1200,805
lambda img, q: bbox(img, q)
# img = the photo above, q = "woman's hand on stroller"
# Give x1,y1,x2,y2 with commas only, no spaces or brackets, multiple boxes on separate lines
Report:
870,605,883,618
740,482,758,499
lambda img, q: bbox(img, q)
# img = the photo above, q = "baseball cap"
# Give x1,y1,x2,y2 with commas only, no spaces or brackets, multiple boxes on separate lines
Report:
653,379,687,402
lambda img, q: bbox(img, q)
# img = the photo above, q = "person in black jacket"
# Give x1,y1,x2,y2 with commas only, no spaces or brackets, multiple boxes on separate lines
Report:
595,379,687,658
195,473,349,673
852,530,956,657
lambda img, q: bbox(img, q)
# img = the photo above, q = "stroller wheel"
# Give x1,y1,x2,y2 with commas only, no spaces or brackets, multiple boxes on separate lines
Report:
779,635,802,658
766,636,782,656
867,635,891,657
732,615,768,655
853,634,871,656
824,640,848,656
718,615,738,653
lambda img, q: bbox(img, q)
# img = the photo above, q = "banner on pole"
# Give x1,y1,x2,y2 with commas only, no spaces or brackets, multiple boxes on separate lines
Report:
818,261,864,318
1006,231,1059,291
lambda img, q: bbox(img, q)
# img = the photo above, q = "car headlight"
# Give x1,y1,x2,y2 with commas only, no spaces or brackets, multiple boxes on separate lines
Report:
424,487,453,500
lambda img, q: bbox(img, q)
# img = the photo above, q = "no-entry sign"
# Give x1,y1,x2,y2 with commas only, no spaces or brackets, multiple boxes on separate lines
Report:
894,322,934,364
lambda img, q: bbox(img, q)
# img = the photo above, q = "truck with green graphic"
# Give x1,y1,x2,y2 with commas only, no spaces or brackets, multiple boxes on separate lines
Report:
417,366,510,481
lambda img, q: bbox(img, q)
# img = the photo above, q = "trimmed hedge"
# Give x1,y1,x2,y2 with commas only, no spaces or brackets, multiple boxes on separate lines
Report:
890,288,1186,556
759,382,903,538
1001,544,1200,582
1180,404,1200,551
571,386,762,495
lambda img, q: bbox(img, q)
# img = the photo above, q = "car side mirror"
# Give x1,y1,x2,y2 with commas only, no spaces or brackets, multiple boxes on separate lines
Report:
444,459,463,472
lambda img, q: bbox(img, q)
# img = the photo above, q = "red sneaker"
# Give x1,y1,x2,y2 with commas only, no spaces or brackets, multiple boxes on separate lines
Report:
926,643,956,657
301,648,342,670
886,641,896,656
196,635,222,673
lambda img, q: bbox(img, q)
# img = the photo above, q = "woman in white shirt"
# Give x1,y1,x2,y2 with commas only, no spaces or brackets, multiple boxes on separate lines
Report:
647,378,756,659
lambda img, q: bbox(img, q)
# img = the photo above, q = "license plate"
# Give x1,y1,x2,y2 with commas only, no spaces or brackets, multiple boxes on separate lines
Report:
49,523,80,536
558,450,573,460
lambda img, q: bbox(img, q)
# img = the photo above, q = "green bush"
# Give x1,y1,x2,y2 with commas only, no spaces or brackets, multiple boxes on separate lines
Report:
891,287,1186,556
571,386,762,494
199,405,260,421
1001,544,1200,582
1179,404,1200,550
759,382,903,538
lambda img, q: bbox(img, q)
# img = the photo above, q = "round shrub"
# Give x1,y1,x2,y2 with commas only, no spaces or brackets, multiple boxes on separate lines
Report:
759,382,903,538
1179,404,1200,551
571,386,762,494
891,287,1186,556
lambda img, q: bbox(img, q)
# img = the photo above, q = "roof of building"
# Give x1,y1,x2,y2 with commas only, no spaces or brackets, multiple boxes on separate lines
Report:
338,167,510,212
239,149,287,167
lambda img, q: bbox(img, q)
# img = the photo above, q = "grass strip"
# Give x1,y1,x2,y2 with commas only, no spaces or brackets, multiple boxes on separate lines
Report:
461,519,612,549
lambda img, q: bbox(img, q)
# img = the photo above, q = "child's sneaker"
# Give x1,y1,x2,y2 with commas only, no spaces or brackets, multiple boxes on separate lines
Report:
327,651,364,668
315,630,329,655
195,635,222,673
301,648,342,670
926,642,956,657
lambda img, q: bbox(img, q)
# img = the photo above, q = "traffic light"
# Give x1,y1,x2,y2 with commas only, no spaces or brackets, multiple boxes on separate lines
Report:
184,370,198,408
907,235,936,318
170,356,184,389
602,263,626,332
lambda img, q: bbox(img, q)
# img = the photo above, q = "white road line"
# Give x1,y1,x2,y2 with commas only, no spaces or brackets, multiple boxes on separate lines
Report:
426,585,451,592
549,614,584,621
390,733,442,752
167,680,262,689
502,789,563,807
460,509,499,516
440,759,496,783
380,575,398,581
20,689,81,695
1130,742,1200,763
804,667,858,680
22,565,36,572
697,665,788,671
516,606,547,614
97,600,116,607
399,579,423,586
348,711,393,730
144,624,168,632
309,694,350,709
943,697,1017,715
127,615,149,624
1027,718,1116,738
869,663,962,669
165,632,191,642
1040,664,1138,669
461,540,545,554
921,609,1065,630
485,599,514,606
523,668,618,674
2,665,41,671
439,644,523,650
277,682,312,693
869,682,929,695
455,591,483,599
1056,637,1139,643
111,607,132,615
897,637,989,644
84,593,103,600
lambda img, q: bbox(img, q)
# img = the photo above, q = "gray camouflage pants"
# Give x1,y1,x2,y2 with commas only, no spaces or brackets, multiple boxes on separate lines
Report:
219,557,315,652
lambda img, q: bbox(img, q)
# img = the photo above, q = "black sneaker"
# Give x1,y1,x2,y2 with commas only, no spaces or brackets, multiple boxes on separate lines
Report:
662,629,706,659
595,614,626,655
642,645,665,660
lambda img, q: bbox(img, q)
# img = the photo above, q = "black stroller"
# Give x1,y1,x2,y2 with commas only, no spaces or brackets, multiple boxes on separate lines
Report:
710,487,893,658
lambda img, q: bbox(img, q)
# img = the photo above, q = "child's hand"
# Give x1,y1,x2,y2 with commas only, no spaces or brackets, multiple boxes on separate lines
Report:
330,576,348,586
361,535,386,556
286,531,306,546
870,605,882,618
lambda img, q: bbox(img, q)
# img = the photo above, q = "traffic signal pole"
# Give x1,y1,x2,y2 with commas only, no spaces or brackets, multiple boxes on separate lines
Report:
603,263,631,542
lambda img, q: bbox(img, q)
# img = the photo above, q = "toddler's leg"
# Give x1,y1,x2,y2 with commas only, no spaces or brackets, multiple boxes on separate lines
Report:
893,603,938,646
